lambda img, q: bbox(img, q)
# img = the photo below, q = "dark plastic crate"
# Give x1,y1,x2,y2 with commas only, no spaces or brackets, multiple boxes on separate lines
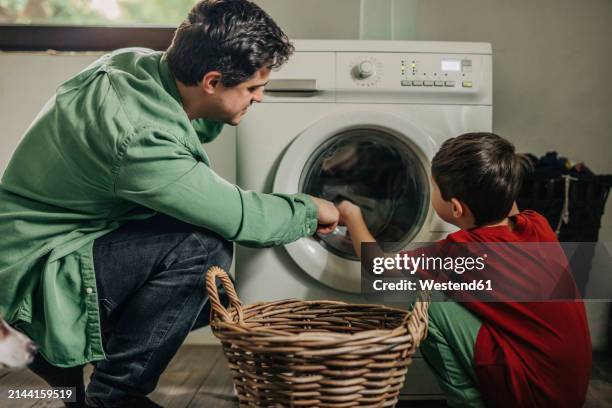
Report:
518,173,612,242
517,173,612,297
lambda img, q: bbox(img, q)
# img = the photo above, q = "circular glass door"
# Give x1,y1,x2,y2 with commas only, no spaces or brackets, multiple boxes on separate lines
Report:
300,128,429,260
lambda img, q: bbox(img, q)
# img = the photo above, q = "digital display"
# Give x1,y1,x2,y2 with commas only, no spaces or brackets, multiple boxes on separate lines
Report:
441,59,461,72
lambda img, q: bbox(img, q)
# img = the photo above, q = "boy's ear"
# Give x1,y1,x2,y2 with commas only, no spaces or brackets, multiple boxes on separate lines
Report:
450,198,464,219
201,71,223,94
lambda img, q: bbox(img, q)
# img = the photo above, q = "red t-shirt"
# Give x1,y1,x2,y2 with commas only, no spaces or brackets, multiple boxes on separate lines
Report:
443,210,591,407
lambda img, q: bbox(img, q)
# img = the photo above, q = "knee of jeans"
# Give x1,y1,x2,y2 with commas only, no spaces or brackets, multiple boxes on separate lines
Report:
190,230,233,272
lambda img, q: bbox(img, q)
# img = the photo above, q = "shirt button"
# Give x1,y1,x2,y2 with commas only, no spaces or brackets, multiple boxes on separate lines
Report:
86,287,93,294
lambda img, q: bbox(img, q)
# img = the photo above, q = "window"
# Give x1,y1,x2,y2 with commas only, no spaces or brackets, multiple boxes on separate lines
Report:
0,0,197,26
0,0,364,51
0,0,204,51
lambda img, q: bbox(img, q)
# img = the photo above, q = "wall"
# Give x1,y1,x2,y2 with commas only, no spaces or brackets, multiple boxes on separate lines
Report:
255,0,361,39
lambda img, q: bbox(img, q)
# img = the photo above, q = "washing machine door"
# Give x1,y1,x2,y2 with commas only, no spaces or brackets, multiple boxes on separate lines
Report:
274,111,435,293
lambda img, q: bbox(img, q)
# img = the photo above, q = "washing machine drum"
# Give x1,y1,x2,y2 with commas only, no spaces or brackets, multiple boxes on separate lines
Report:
300,128,429,260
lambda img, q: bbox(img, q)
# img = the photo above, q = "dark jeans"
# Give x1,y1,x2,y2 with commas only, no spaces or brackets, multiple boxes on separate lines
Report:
29,214,233,405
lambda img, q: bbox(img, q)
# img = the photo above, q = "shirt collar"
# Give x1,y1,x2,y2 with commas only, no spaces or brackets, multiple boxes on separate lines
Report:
159,53,183,105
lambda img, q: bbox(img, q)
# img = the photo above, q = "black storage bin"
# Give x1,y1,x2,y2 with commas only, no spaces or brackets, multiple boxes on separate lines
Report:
518,173,612,241
517,170,612,297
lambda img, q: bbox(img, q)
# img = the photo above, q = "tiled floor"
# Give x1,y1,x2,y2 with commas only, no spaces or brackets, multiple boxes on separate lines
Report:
1,346,610,407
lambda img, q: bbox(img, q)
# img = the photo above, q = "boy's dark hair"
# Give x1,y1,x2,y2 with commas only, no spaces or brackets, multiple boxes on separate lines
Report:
431,133,528,226
166,0,293,87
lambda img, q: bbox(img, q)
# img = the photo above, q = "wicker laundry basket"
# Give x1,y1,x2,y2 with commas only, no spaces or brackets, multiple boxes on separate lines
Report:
206,266,430,408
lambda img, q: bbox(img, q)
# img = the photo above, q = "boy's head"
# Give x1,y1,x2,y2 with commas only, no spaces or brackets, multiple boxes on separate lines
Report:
431,133,526,228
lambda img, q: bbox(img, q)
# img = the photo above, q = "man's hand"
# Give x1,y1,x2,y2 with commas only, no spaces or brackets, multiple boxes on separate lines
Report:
309,196,339,234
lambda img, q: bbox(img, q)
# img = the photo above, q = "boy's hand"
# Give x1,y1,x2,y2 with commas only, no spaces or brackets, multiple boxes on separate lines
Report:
337,200,363,226
336,200,374,258
309,196,339,235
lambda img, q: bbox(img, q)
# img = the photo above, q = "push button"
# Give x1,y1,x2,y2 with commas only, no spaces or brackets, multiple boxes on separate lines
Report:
462,81,473,88
412,80,423,86
423,80,434,86
434,81,444,87
444,81,455,87
401,80,411,86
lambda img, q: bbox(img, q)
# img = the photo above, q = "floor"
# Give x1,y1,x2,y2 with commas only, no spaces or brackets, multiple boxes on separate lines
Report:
1,346,611,407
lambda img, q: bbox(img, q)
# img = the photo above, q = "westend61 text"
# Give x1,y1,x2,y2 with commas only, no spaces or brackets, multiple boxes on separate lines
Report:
372,279,493,292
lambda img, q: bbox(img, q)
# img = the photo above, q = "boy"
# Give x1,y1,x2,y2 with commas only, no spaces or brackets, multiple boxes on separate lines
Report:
337,133,591,407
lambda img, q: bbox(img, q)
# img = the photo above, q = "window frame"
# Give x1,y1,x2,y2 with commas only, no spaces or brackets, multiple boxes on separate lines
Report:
0,25,175,51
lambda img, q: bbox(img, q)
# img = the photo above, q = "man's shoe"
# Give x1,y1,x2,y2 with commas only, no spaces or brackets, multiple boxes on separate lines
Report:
28,354,87,408
84,395,162,408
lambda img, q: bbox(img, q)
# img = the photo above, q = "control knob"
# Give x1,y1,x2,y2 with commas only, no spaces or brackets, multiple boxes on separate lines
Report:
354,60,376,79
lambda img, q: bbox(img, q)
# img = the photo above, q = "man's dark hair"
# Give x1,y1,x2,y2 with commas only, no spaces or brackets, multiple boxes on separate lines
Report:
166,0,293,87
431,133,528,226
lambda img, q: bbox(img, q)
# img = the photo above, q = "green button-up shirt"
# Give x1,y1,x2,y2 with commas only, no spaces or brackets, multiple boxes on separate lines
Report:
0,48,318,367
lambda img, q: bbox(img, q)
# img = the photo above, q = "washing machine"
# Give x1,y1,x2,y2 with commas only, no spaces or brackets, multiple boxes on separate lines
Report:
235,40,492,399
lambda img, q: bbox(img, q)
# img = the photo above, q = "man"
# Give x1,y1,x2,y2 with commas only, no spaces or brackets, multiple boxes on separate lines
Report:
0,1,339,407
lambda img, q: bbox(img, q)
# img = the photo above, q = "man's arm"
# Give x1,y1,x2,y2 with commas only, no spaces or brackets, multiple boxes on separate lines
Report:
114,129,336,247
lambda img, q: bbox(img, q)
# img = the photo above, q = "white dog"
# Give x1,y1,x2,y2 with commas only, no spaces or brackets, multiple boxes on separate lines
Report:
0,318,37,369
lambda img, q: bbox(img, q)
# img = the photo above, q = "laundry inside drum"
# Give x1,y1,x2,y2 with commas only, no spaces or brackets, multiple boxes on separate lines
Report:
300,128,430,260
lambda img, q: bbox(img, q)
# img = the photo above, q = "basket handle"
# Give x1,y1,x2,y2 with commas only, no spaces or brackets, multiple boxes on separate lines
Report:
205,266,244,324
405,290,431,348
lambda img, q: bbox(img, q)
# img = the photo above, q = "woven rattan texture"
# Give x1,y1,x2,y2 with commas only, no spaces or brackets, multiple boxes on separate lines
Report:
206,266,430,407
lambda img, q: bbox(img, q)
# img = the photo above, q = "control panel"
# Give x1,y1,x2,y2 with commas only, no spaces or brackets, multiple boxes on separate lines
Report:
337,52,488,93
399,55,474,88
263,44,492,104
